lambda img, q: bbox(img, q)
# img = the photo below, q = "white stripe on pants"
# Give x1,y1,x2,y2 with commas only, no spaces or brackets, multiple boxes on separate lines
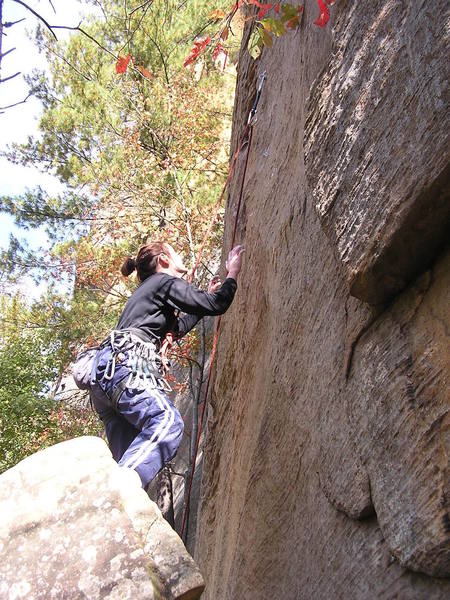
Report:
120,388,176,470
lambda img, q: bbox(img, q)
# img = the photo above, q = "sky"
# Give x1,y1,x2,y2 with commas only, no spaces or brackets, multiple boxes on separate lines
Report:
0,0,98,296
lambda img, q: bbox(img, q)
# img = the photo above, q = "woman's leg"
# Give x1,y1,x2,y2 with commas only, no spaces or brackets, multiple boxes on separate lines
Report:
90,379,140,462
115,386,184,488
92,345,184,487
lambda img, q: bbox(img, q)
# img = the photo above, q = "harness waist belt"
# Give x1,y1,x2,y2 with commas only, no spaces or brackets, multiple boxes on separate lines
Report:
104,329,172,394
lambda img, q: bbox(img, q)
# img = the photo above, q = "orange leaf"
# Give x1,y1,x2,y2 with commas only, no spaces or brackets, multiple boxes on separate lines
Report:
210,8,226,20
136,64,154,79
116,54,131,73
286,16,299,29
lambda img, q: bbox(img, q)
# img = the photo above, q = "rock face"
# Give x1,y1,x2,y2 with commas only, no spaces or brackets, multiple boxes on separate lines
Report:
0,437,204,600
194,1,450,598
305,0,450,305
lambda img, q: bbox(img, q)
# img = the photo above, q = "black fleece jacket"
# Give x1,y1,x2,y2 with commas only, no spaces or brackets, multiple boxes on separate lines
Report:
116,272,237,343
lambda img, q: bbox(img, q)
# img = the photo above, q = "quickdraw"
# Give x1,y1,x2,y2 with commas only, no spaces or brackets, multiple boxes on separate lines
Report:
104,329,172,393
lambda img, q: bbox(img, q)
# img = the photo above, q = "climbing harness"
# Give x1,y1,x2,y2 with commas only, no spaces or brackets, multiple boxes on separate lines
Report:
179,71,267,540
104,329,172,393
73,328,171,400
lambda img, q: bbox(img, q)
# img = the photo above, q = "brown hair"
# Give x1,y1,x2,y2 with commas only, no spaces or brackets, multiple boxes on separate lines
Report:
121,241,171,282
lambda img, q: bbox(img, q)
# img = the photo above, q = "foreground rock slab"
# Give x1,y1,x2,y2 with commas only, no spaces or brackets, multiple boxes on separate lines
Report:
0,436,204,600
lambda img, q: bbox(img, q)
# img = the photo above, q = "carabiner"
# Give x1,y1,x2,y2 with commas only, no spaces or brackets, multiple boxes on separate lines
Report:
104,354,116,380
248,70,267,124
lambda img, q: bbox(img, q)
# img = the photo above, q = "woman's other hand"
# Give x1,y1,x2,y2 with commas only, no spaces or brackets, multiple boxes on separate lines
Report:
208,275,222,293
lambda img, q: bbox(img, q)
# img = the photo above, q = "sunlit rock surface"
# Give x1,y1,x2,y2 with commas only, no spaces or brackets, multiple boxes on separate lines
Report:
194,0,450,597
305,0,450,304
0,436,204,600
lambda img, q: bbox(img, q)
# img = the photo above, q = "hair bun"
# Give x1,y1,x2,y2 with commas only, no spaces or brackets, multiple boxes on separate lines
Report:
121,256,136,277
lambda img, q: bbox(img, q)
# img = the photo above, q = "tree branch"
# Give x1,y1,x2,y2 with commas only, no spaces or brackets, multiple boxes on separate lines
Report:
0,46,15,59
11,0,57,39
0,70,20,83
4,18,26,28
0,91,31,111
129,0,153,17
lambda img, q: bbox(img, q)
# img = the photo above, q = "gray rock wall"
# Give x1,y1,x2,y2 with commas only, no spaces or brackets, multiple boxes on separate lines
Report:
194,1,449,598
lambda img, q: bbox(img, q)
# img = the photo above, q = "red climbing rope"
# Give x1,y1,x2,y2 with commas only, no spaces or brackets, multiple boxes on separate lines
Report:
179,85,261,539
158,121,252,368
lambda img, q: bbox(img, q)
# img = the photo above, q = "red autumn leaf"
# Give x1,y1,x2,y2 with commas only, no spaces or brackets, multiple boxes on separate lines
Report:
116,54,131,73
184,36,211,68
136,64,153,79
248,0,274,19
213,43,224,61
275,3,280,13
298,4,304,12
258,4,273,18
213,44,228,70
314,0,333,28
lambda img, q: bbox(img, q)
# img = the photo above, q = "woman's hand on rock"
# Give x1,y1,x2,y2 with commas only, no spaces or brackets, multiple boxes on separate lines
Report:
226,245,245,279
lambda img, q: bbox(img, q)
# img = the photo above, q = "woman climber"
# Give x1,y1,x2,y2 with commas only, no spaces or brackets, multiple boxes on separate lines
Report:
89,240,244,489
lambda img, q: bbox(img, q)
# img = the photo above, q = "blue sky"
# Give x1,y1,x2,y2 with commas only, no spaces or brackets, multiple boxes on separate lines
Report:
0,1,96,296
0,0,95,249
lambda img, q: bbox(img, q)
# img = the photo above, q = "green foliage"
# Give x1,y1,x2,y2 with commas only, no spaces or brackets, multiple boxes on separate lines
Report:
1,0,235,290
246,3,303,59
0,0,237,470
0,0,235,329
0,0,239,472
0,294,101,473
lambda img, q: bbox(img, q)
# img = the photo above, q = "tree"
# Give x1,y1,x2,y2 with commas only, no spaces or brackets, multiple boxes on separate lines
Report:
0,293,102,472
0,0,237,484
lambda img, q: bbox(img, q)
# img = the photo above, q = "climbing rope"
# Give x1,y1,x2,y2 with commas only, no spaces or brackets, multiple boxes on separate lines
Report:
179,72,267,540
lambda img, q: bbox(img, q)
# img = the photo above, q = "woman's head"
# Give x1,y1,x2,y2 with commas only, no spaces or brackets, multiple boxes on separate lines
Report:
121,241,187,282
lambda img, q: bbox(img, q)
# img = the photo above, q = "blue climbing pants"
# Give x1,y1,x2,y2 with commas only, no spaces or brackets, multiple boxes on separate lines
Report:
90,345,184,488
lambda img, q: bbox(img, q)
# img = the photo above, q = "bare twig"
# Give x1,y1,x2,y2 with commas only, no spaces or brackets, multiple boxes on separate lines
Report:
129,0,153,17
119,0,153,56
0,91,31,111
0,70,20,83
42,42,92,82
51,22,117,60
4,18,26,27
0,46,15,59
11,0,57,39
145,33,170,85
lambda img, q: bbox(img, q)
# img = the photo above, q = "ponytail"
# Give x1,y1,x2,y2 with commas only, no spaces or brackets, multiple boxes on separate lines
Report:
121,256,136,277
